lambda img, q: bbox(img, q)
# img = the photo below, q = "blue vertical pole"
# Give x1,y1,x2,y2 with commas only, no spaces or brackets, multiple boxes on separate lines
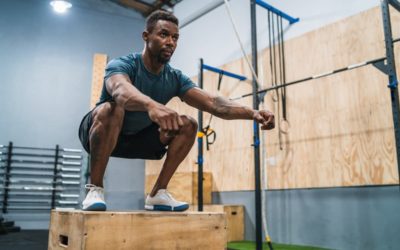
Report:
381,0,400,184
198,58,204,211
250,0,263,249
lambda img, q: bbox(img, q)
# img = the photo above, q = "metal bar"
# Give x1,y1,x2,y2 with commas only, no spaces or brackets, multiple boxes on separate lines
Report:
0,145,54,151
4,192,79,198
58,200,79,205
393,37,400,43
8,179,57,184
250,1,263,249
61,181,81,185
60,167,81,172
3,186,76,191
198,58,204,212
255,0,299,24
389,0,400,12
180,0,226,28
232,57,386,100
4,172,81,179
3,205,77,210
0,145,82,153
5,206,52,210
0,152,82,159
5,192,51,197
7,179,80,185
7,199,54,204
2,141,12,213
62,148,82,153
4,172,53,177
62,161,82,166
3,186,58,191
62,175,81,179
61,155,82,159
381,0,400,185
0,152,55,158
2,164,53,171
202,64,247,81
1,158,81,166
0,165,81,172
7,199,79,204
59,194,79,198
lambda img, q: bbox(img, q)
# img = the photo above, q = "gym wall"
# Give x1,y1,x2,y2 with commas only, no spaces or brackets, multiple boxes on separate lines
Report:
0,0,144,148
0,0,146,228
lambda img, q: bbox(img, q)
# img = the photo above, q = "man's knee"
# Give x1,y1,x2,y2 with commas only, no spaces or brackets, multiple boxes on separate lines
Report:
92,102,124,126
180,115,198,134
90,102,125,138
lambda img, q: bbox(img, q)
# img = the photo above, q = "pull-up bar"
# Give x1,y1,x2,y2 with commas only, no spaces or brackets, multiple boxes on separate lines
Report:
389,0,400,12
255,0,299,24
231,56,387,100
202,63,247,81
180,0,299,29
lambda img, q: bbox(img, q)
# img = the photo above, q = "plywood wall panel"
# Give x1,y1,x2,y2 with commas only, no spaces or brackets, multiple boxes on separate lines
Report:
90,54,108,109
261,7,399,189
146,7,400,191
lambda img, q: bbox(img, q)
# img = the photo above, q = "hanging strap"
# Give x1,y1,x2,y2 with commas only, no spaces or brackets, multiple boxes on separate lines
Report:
278,16,287,121
202,125,217,151
217,71,224,91
203,73,223,150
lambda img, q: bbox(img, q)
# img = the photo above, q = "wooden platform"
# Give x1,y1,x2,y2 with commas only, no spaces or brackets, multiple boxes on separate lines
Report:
190,204,244,242
48,210,227,250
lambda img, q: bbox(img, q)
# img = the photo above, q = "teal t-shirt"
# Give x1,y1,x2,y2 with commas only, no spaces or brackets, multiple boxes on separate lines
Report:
98,53,196,134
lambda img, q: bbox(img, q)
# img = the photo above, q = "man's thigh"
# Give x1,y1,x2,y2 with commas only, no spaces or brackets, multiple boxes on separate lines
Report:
111,123,167,160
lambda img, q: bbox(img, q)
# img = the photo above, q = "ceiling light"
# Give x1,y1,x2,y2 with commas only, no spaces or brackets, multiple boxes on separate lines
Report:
50,0,72,14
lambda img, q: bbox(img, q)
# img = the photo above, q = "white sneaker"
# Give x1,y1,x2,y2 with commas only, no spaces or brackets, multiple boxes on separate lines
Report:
145,189,189,212
82,184,107,211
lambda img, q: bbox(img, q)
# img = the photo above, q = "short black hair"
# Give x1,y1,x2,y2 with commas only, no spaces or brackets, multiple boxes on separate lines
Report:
145,10,179,33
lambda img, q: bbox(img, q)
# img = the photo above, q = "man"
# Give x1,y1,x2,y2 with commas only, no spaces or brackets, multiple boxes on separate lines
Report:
79,10,274,212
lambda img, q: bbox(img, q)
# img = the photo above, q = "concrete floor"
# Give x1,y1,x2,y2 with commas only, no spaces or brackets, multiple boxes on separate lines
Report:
0,230,48,250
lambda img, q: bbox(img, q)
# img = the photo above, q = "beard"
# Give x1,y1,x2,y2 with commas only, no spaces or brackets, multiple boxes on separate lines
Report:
149,46,173,64
157,49,174,64
157,53,171,64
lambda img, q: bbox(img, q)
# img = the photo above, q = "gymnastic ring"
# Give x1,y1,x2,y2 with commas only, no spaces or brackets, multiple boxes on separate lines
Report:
279,119,290,134
271,90,279,102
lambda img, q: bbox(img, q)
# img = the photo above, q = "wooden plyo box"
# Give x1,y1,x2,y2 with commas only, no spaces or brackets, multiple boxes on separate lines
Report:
145,172,212,204
190,205,244,242
48,210,227,250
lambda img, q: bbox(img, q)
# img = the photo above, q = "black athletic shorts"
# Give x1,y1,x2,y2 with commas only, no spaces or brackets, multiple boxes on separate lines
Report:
78,108,167,160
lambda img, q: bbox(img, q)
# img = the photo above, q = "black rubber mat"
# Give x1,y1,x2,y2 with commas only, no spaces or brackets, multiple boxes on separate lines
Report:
0,230,48,250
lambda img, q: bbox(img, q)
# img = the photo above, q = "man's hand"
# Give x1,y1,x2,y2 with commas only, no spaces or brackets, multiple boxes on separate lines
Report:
147,102,184,132
253,110,275,130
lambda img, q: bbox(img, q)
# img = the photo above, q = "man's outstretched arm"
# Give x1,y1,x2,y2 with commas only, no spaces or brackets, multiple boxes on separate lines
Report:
182,87,275,130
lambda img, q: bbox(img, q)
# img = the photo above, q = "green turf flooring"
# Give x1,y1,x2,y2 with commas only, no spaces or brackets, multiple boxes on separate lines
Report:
227,241,332,250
